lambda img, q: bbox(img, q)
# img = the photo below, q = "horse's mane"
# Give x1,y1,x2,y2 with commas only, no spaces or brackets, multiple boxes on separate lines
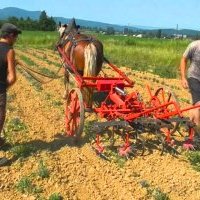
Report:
64,18,79,35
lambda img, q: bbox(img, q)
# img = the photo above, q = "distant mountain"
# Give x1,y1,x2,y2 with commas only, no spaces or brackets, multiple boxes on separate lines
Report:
54,17,140,32
0,7,156,31
1,7,200,36
0,7,41,20
147,28,200,37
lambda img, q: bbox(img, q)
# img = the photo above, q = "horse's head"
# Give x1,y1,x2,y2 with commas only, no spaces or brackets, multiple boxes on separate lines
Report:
57,22,68,37
58,18,80,38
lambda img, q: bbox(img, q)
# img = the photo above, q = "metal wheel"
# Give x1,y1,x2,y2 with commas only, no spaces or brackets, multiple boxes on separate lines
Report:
151,86,180,134
65,88,85,140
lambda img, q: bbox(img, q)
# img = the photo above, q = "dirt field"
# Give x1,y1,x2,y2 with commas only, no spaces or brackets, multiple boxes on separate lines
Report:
0,48,200,200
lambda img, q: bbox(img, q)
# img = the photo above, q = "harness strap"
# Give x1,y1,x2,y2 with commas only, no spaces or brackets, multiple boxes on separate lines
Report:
17,61,63,84
61,33,95,48
72,37,95,47
60,33,96,67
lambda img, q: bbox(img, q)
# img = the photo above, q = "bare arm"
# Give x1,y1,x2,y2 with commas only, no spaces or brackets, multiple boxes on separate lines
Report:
7,49,16,87
180,56,189,88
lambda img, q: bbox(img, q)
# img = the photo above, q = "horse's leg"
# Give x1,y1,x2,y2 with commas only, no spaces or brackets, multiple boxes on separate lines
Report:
63,68,70,99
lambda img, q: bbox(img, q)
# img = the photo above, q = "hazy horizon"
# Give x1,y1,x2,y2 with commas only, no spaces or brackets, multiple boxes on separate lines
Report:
0,0,200,30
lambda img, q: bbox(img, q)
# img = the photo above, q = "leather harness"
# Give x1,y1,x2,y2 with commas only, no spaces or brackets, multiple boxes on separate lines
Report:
59,31,97,68
61,32,95,48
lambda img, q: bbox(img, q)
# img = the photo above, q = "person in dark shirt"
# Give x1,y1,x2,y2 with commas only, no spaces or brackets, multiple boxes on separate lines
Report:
0,23,21,166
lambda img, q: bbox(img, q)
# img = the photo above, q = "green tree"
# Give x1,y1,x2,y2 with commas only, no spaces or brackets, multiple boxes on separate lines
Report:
7,17,19,26
39,11,56,31
156,29,162,38
39,10,48,31
123,27,129,35
106,27,115,35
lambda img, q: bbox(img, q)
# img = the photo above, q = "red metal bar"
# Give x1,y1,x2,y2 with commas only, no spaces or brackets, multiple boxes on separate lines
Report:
95,134,104,153
58,47,134,90
104,57,134,86
83,77,124,80
178,104,200,113
155,104,200,119
189,127,194,140
57,46,83,87
124,101,180,120
165,129,171,143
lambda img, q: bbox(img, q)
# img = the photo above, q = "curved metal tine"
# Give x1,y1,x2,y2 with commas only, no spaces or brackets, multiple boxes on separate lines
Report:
98,152,110,161
170,119,183,137
158,133,180,156
160,141,166,156
125,152,132,160
109,126,115,147
91,146,110,161
95,146,110,161
136,133,146,156
166,143,180,156
127,130,144,157
174,129,184,137
160,139,168,155
194,136,200,149
155,130,165,155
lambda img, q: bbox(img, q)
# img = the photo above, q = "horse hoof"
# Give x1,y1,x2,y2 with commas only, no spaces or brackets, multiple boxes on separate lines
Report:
62,91,68,99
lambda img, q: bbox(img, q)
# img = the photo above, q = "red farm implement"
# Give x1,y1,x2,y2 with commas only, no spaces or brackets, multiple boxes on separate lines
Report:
57,46,200,157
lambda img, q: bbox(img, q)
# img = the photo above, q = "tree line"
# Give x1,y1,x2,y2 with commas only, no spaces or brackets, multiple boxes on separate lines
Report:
0,11,56,31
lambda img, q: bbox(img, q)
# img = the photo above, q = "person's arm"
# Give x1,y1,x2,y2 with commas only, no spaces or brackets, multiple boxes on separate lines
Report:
6,49,16,87
180,56,189,88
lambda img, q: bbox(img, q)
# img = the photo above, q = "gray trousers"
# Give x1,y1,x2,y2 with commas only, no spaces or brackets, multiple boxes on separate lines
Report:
0,92,6,136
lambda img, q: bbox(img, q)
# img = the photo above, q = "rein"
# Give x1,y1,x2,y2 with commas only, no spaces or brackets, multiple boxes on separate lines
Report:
17,61,64,84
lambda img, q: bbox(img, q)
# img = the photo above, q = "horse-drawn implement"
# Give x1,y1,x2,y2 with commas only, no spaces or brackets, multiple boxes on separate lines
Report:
56,20,200,157
57,45,200,157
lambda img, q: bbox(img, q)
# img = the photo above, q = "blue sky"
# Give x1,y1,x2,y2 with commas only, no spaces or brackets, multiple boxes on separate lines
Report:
1,0,200,30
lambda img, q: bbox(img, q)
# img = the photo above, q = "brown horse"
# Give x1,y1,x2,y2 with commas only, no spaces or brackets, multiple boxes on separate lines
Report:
58,19,104,107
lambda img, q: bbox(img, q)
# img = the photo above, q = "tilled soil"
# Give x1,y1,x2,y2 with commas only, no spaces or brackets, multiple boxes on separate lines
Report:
0,49,200,200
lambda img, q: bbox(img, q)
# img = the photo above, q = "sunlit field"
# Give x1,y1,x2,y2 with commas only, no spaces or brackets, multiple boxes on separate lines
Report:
16,31,191,78
0,30,199,200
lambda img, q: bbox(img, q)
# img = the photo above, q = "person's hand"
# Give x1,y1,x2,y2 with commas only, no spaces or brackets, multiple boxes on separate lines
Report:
15,59,23,66
181,78,189,89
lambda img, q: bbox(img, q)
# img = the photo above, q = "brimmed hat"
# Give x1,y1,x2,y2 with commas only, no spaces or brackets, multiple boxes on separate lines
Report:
0,23,22,34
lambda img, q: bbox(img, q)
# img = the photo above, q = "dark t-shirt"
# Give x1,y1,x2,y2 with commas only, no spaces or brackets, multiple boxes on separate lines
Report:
0,42,12,93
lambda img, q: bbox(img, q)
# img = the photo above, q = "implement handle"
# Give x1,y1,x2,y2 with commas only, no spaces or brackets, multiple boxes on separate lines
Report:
103,57,134,86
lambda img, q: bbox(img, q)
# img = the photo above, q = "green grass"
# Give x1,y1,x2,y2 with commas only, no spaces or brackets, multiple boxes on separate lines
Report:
97,35,190,78
151,188,170,200
6,117,27,132
140,181,170,200
11,144,36,158
4,117,28,145
17,67,43,91
37,160,50,179
49,193,63,200
16,31,191,78
16,176,42,194
16,31,58,48
16,176,33,194
186,151,200,172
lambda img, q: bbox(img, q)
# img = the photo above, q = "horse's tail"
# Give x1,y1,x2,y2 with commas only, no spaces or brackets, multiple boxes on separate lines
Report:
84,43,97,77
83,43,97,108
